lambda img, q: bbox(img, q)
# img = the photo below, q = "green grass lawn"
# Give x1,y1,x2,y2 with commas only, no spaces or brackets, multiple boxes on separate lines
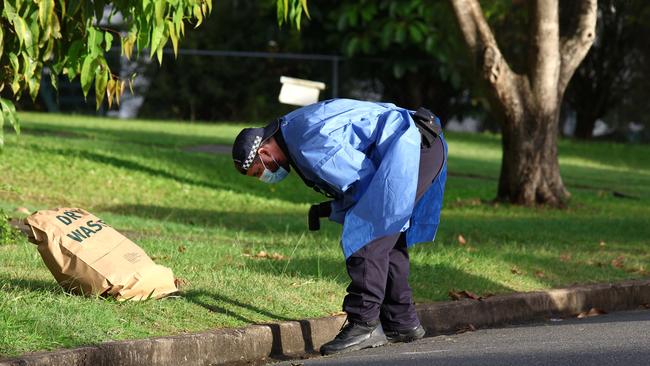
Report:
1,112,649,357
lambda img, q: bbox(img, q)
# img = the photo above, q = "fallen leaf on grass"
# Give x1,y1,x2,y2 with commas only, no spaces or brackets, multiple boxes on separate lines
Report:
511,267,523,275
577,307,607,319
534,270,545,278
15,207,30,215
174,277,189,289
457,235,467,246
559,253,572,262
611,255,625,269
449,290,482,301
456,324,477,334
628,267,649,276
178,245,187,253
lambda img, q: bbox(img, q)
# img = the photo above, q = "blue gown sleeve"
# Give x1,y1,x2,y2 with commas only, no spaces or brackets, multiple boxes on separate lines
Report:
315,139,377,225
316,143,376,195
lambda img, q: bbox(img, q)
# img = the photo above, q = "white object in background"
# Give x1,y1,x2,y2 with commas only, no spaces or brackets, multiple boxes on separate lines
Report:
279,76,326,106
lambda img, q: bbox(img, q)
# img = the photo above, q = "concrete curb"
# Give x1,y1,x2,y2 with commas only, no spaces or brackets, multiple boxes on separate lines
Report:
2,279,649,366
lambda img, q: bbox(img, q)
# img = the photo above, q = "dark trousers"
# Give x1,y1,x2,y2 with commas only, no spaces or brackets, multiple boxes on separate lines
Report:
342,137,445,330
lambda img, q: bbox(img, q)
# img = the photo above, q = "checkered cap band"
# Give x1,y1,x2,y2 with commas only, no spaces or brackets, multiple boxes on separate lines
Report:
241,136,262,171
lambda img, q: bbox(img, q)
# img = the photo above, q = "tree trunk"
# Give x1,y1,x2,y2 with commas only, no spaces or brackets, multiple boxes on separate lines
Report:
450,0,596,207
497,77,570,205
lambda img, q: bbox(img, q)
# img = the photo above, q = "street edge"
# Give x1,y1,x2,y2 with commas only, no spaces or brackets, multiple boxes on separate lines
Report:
2,278,649,366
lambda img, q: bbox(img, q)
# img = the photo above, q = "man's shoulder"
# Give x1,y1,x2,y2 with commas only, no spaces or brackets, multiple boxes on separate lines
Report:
282,98,397,122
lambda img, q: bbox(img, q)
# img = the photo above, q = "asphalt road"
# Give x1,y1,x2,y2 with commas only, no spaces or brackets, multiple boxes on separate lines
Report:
270,309,650,366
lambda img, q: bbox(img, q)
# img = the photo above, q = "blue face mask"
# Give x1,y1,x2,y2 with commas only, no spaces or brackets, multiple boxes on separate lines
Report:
258,154,289,184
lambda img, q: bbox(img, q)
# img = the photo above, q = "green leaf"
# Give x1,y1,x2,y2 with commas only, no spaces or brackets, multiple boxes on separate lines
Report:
409,24,423,43
167,20,178,56
28,10,43,54
13,16,33,50
3,1,17,20
50,12,62,39
8,52,19,73
173,7,183,35
106,78,116,109
277,0,284,25
87,27,97,53
8,53,21,94
283,0,289,20
193,4,203,28
64,40,83,79
50,70,58,92
80,55,98,97
0,26,3,59
156,45,163,64
154,0,164,25
0,98,19,135
104,32,113,52
59,0,66,19
179,16,185,36
43,38,55,61
38,0,55,28
299,0,310,19
150,24,164,58
95,62,109,108
24,56,42,101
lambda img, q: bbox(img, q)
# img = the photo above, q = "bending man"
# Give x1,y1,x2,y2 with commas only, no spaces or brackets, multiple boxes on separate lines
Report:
232,98,447,355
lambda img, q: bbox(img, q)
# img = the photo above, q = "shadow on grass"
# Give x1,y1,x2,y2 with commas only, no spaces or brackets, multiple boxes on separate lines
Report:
29,145,233,191
242,253,514,303
19,121,233,148
26,143,319,205
435,214,650,250
183,290,323,356
101,204,315,236
0,276,61,294
183,289,295,323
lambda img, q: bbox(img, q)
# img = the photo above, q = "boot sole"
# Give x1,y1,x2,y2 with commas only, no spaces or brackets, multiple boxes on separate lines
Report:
321,336,388,356
386,327,426,343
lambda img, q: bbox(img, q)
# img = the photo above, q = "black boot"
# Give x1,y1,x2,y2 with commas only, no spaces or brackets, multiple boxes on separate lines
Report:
320,319,388,355
384,324,426,343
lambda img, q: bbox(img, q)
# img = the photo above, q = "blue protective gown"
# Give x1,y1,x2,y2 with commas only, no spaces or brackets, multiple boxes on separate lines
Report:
279,99,447,258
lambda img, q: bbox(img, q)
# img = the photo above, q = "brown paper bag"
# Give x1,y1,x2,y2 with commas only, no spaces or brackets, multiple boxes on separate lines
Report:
25,207,178,301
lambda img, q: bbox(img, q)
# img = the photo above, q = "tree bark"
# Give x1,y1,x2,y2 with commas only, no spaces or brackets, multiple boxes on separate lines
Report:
449,0,596,206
